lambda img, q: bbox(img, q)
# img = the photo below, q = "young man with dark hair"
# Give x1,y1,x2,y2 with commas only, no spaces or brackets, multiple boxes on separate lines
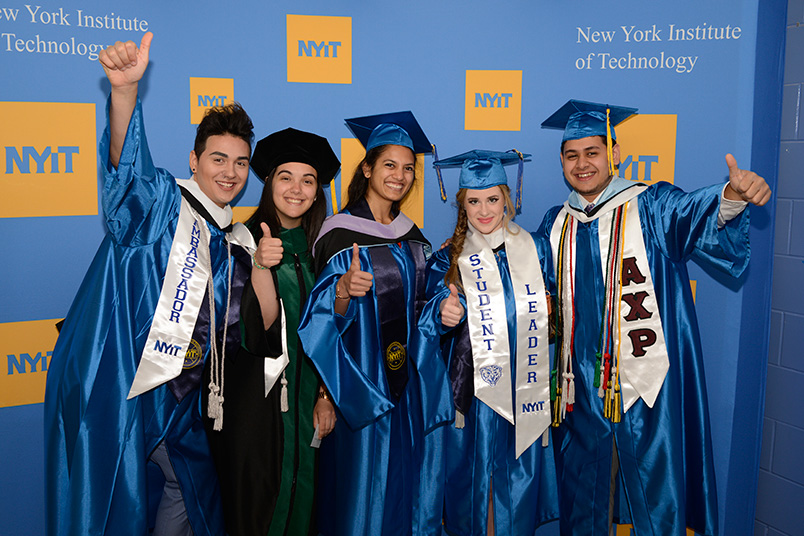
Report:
45,33,274,536
536,100,770,535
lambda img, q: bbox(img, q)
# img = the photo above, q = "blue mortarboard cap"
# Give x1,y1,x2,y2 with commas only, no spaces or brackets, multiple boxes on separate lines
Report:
434,149,530,212
345,111,433,154
541,100,637,142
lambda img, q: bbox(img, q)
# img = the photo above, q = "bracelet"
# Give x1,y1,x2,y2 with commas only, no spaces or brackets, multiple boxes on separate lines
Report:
335,282,350,300
253,254,270,270
318,387,331,401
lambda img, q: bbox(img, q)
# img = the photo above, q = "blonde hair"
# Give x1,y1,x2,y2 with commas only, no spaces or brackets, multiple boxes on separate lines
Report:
444,185,516,289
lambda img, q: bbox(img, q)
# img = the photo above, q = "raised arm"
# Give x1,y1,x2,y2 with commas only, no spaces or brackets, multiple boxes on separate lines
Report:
98,32,153,168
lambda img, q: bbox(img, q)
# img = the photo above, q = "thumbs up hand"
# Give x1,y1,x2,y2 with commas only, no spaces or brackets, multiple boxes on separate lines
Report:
99,31,153,88
254,223,283,269
724,153,772,206
439,283,464,328
336,243,373,299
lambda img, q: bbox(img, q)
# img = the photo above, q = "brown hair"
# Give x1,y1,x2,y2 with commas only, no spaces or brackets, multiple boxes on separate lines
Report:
444,185,516,289
245,166,327,255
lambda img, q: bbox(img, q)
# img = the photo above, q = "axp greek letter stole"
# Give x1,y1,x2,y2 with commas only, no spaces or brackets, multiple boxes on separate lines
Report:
550,185,669,418
459,222,551,457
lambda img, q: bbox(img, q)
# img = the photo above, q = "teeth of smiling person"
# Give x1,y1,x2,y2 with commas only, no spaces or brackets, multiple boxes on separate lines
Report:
216,181,235,189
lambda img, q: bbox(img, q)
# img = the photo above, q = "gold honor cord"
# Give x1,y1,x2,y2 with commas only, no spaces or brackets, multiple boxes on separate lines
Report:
551,213,572,428
610,203,628,423
331,180,339,215
603,203,627,423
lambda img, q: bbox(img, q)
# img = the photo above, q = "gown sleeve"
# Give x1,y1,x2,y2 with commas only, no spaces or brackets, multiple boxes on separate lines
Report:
413,247,459,433
640,181,750,277
421,247,467,333
99,97,180,247
238,275,284,358
533,207,562,296
298,247,395,430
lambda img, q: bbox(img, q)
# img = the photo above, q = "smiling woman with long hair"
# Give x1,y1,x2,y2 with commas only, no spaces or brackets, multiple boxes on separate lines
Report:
203,127,340,536
418,150,559,536
298,112,450,536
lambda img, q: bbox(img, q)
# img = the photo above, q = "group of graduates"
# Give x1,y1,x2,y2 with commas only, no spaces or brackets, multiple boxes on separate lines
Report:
44,32,771,536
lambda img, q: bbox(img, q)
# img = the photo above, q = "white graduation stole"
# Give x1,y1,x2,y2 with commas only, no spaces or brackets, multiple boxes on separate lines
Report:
599,199,669,412
459,222,551,457
128,181,256,399
264,301,289,397
549,187,669,414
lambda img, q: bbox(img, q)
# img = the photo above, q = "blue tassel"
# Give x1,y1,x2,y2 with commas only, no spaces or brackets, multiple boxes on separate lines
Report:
515,150,524,213
432,143,447,202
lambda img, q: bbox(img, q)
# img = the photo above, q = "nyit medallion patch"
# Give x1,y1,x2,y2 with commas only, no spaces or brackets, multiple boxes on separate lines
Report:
183,338,203,369
386,341,406,371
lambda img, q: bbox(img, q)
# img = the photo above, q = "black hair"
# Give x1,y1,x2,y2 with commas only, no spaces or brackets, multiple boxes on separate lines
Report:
560,134,610,154
342,144,416,214
193,102,254,157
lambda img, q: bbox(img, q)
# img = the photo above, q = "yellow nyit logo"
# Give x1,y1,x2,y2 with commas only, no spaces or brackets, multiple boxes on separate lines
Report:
190,78,235,125
1,102,97,218
337,138,425,228
1,319,60,408
286,14,352,84
615,114,677,185
465,70,522,131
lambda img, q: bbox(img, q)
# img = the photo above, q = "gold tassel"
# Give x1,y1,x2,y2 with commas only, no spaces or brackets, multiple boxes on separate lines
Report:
606,107,615,178
552,389,563,427
330,178,339,214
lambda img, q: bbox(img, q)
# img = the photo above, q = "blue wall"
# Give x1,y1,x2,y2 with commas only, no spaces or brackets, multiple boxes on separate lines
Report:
754,1,804,535
0,1,786,534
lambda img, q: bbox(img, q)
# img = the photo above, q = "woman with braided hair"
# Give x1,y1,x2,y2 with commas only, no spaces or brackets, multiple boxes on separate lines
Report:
418,150,558,536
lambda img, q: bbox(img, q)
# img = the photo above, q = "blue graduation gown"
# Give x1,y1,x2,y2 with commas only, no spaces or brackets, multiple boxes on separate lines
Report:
297,209,451,536
534,182,750,536
44,101,244,536
418,242,558,536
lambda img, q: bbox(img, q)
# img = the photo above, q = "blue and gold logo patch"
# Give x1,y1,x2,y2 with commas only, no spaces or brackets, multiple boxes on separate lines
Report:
386,341,406,371
183,339,203,369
